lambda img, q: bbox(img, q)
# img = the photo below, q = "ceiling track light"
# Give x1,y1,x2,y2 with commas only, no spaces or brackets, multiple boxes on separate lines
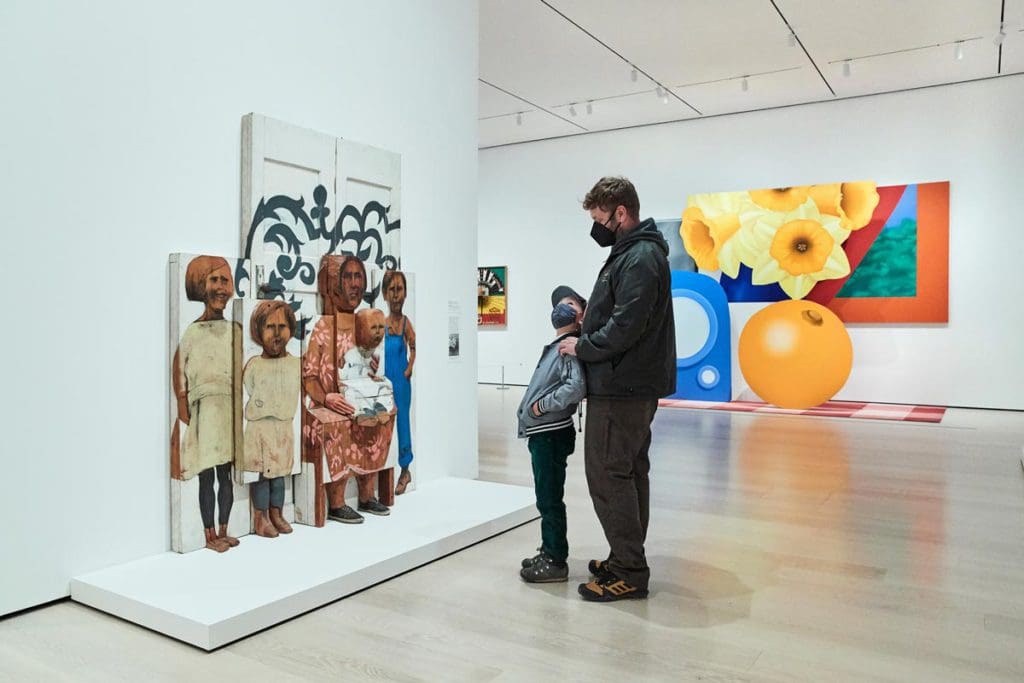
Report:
741,75,749,92
660,91,670,104
516,112,522,126
586,100,593,115
955,41,964,61
994,23,1006,45
569,103,577,117
788,32,797,47
655,86,664,99
842,59,852,77
630,67,638,82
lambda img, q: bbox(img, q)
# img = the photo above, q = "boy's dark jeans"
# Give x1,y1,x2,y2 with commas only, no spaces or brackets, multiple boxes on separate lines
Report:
528,425,576,563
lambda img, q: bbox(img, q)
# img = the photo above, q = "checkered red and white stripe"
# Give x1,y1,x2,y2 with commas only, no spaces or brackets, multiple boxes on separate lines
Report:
657,399,946,423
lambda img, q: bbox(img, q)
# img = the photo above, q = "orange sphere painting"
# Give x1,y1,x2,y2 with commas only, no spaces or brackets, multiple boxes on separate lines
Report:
738,300,853,409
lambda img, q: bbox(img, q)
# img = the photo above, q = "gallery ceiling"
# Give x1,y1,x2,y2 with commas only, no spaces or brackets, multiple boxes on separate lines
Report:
479,0,1024,148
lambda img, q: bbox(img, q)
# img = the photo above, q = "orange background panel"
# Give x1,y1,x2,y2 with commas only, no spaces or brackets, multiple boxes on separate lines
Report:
829,181,949,323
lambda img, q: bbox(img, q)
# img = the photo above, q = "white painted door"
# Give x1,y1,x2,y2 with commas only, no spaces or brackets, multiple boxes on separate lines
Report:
335,139,402,290
241,114,337,298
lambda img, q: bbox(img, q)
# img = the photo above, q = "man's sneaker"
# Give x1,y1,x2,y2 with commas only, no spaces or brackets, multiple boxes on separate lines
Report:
521,547,543,568
578,574,648,602
520,555,568,583
328,505,364,524
358,498,391,516
588,558,617,582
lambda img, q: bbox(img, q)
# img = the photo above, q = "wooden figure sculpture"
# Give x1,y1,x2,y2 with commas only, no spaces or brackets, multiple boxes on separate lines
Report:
243,300,301,538
340,309,395,427
171,256,240,552
301,255,397,525
382,270,416,494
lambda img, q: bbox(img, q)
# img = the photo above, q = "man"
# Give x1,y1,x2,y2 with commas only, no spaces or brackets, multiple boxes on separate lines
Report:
559,176,676,602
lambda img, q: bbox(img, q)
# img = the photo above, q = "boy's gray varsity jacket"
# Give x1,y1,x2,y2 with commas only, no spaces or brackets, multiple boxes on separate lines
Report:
516,332,587,438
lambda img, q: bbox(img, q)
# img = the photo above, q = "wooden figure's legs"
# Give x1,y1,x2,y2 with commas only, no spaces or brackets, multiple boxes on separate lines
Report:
378,468,396,507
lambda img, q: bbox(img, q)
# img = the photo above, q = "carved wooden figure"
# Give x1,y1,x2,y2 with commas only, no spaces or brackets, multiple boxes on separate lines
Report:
170,255,247,553
381,270,417,495
240,300,302,538
297,255,397,526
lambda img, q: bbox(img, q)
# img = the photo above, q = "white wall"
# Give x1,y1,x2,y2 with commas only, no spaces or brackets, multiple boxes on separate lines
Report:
0,0,478,615
479,75,1024,410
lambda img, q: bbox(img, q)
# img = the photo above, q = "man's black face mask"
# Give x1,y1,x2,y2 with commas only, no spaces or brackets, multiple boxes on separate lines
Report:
590,210,619,247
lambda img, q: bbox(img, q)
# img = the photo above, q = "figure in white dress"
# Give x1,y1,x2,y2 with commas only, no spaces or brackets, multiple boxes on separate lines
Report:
339,308,394,426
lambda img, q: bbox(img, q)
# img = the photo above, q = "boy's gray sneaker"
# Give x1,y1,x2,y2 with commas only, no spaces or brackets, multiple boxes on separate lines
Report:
521,547,543,568
520,554,568,583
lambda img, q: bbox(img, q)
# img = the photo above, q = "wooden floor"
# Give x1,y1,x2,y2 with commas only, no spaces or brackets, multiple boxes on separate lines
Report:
4,386,1024,681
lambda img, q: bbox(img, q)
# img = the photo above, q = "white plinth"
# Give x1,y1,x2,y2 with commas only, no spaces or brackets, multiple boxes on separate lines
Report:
70,478,536,650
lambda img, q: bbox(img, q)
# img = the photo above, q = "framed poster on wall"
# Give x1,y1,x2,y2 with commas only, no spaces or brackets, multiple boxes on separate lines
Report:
478,266,507,327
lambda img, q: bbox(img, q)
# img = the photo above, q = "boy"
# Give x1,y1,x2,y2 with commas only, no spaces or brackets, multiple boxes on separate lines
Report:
517,285,587,583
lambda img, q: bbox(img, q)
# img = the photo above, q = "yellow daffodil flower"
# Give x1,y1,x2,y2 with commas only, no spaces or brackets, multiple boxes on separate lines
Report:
746,200,851,299
748,186,811,212
808,181,880,230
680,192,748,271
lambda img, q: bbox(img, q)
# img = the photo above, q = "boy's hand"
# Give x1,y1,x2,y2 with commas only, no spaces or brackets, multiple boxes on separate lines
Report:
558,338,578,357
531,401,542,417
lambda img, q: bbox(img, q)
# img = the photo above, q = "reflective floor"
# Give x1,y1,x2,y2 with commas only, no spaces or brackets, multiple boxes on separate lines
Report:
3,385,1024,681
478,386,1024,682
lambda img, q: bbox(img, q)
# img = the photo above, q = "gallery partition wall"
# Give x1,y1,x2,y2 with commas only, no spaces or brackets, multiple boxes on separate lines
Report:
0,0,487,620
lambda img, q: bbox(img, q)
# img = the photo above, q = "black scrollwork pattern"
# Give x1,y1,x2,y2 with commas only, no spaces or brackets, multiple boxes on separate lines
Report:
242,184,401,339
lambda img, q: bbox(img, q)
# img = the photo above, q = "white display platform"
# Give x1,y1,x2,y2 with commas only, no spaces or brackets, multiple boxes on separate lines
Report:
70,477,536,650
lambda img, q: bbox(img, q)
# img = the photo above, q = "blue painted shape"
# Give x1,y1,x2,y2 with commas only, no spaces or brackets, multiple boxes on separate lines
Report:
669,271,732,402
719,264,787,302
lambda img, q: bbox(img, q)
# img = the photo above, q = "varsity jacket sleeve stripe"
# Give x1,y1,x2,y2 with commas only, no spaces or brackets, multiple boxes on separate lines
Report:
536,356,586,415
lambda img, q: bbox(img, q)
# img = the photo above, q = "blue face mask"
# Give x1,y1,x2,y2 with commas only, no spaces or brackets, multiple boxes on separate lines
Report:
551,302,578,329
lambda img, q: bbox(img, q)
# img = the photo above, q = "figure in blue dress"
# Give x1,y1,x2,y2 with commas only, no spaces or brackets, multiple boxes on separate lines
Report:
382,270,416,494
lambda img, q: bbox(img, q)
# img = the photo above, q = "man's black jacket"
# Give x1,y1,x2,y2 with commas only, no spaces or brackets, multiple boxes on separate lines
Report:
577,218,677,399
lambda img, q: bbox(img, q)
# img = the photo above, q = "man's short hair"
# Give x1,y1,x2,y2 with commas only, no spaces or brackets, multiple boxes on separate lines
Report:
583,176,640,221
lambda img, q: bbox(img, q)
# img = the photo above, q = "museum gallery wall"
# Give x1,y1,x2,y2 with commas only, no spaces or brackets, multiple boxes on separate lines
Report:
477,77,1024,410
169,115,418,553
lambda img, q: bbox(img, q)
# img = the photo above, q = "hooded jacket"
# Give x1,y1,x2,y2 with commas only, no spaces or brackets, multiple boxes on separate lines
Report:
577,218,677,399
517,332,586,438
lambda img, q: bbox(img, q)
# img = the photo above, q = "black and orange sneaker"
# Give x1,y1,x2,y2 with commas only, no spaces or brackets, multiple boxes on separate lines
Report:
588,559,612,577
578,575,648,602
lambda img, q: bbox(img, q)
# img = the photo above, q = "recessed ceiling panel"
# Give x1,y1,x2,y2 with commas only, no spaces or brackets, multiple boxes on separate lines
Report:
826,40,998,98
480,0,652,107
548,0,806,85
479,81,529,119
549,89,699,131
479,108,584,148
677,66,832,117
778,0,1003,63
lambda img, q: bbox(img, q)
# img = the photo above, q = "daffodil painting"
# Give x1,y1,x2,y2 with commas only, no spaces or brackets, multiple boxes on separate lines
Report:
682,181,949,323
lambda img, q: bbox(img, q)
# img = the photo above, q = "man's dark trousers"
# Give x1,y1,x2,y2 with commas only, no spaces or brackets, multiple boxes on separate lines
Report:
584,397,658,589
528,425,576,562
